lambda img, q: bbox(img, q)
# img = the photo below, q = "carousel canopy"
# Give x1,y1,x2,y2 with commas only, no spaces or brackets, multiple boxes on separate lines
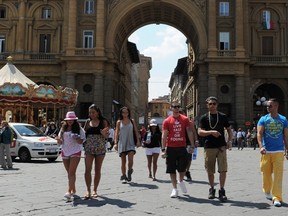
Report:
0,56,78,107
0,57,38,88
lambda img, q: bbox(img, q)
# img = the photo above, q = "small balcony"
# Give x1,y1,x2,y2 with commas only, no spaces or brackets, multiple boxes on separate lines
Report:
251,55,288,65
217,50,237,57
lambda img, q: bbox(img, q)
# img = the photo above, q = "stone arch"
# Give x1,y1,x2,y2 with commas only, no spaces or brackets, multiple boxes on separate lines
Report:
105,0,207,62
27,2,63,19
252,82,285,120
1,2,18,17
250,5,284,23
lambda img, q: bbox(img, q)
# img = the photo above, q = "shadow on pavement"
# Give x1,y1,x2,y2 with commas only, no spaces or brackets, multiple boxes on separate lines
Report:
178,195,272,209
12,159,62,164
72,195,136,208
128,182,159,189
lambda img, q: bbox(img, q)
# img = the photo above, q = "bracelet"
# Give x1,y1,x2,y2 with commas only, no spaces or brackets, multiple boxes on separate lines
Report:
162,148,166,152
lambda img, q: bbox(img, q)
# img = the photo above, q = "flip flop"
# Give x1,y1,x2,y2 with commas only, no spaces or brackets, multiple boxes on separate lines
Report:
83,194,91,200
91,192,98,198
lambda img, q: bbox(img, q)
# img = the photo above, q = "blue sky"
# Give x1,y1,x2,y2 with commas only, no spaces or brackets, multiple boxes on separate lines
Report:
128,24,187,101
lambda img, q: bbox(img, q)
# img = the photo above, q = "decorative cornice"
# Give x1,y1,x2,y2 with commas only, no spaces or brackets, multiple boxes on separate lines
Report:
191,0,206,17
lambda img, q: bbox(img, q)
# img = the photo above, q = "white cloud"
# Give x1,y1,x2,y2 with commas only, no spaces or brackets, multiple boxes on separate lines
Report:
143,27,186,60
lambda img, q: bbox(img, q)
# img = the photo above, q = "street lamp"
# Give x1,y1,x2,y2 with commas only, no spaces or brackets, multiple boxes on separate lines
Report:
256,97,267,115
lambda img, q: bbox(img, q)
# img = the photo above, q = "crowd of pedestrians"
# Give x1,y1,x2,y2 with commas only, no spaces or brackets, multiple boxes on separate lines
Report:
1,96,287,208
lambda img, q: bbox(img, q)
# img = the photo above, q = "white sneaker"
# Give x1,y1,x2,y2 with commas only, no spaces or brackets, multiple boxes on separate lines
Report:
64,192,72,200
178,180,187,193
265,192,272,200
170,188,178,198
273,199,281,207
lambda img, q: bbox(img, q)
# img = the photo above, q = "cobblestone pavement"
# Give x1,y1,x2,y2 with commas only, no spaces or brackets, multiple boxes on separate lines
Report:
1,147,288,216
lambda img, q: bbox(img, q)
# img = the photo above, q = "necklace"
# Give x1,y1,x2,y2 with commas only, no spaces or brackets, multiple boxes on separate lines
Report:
208,112,219,129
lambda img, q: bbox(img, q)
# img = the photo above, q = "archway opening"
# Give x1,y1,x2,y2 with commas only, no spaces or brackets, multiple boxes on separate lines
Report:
253,83,284,124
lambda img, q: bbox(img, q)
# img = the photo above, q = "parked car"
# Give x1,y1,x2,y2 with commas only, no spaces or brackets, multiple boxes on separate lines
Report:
8,123,61,162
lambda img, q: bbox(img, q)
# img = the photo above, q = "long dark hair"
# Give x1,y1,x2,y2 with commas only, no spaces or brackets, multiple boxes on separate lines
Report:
149,125,161,135
89,104,106,121
88,104,110,127
61,120,81,134
119,106,131,120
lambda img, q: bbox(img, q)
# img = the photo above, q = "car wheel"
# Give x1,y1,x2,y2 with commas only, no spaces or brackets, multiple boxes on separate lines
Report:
19,148,31,162
48,157,58,162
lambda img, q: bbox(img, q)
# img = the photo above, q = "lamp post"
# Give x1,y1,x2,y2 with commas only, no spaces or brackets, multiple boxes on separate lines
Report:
256,97,267,115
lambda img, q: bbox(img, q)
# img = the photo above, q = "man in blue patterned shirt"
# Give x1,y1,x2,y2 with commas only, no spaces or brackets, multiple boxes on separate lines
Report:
257,98,288,207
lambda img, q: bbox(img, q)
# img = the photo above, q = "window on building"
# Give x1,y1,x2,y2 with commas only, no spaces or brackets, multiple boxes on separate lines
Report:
39,34,51,53
219,2,229,16
0,36,5,52
42,7,52,19
85,0,94,14
83,31,93,48
0,7,6,18
262,36,273,55
262,10,273,30
219,32,230,50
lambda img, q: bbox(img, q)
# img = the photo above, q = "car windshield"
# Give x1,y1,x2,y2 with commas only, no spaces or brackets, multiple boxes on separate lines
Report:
13,125,45,137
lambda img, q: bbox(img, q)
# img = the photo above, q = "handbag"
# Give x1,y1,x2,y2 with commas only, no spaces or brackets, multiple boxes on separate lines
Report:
130,119,138,145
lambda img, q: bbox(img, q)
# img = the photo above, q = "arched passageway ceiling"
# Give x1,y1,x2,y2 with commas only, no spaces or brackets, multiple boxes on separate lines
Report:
106,1,207,62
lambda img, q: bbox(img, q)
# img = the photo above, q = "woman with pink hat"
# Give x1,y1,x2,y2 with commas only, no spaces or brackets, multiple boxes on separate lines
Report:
55,111,86,201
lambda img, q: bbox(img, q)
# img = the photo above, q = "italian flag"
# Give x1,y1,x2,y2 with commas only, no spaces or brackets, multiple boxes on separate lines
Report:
263,10,273,30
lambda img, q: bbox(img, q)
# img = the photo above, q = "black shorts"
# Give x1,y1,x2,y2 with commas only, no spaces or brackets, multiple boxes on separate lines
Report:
166,147,188,173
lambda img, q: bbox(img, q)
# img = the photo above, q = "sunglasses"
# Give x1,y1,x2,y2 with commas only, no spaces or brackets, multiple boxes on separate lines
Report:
208,102,217,106
171,105,180,108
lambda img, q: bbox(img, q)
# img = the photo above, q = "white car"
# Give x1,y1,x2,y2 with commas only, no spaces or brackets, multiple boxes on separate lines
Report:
9,123,61,162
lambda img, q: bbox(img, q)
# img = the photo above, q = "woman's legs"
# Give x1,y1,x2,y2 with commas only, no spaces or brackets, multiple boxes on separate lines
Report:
152,153,159,179
127,151,134,170
92,154,105,196
84,154,95,196
146,155,152,177
127,152,135,181
121,154,127,176
67,157,81,194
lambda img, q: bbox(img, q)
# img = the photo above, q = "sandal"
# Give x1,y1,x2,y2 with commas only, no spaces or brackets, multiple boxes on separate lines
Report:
91,192,98,198
83,193,91,200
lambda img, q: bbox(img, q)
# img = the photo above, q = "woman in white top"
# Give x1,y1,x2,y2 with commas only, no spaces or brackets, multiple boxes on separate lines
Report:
55,111,86,201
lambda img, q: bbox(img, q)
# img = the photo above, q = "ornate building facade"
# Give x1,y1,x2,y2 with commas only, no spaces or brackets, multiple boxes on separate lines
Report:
0,0,287,128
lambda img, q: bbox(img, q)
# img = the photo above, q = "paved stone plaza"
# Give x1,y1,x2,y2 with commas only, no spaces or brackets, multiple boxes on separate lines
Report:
1,147,288,216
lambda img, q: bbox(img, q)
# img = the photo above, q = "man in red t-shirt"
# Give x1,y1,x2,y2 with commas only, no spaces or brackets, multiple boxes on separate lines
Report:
161,101,195,198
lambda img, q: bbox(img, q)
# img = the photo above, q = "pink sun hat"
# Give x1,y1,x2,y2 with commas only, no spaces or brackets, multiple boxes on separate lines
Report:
64,111,78,120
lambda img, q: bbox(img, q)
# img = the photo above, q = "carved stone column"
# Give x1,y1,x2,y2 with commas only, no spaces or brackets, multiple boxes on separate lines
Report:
93,72,104,110
208,74,217,97
235,75,245,127
16,0,25,52
235,0,245,57
207,0,217,57
66,0,77,55
66,72,76,89
96,0,105,56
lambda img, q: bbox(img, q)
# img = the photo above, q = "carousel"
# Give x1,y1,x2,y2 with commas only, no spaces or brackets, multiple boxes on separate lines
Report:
0,56,78,125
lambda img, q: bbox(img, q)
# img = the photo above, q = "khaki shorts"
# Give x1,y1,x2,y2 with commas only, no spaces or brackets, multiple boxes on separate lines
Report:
204,147,227,174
